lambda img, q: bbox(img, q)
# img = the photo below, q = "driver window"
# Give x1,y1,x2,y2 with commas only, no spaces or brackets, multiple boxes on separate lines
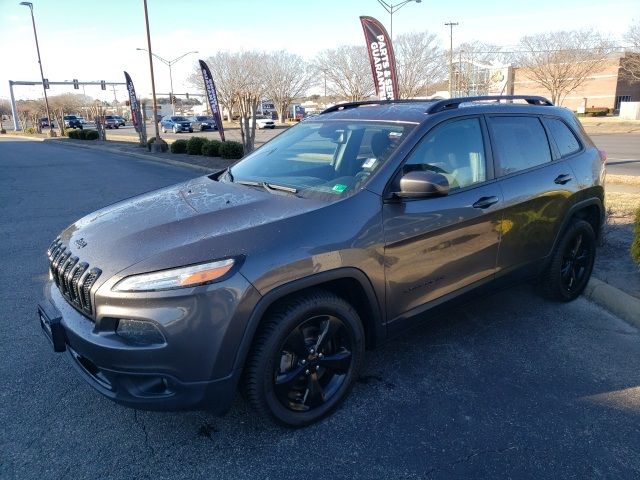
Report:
403,118,486,191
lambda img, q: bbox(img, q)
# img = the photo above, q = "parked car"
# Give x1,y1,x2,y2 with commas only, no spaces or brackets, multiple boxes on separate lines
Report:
250,115,275,129
159,115,193,133
193,115,217,131
37,117,54,129
94,115,120,129
113,115,126,127
64,115,83,129
38,95,605,427
76,116,87,125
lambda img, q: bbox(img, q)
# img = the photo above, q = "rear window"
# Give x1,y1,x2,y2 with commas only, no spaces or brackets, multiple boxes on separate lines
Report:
544,118,581,157
488,116,552,176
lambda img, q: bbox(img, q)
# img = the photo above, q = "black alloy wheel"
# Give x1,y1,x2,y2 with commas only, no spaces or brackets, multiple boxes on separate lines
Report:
244,290,364,427
273,314,353,412
560,230,592,294
539,219,596,301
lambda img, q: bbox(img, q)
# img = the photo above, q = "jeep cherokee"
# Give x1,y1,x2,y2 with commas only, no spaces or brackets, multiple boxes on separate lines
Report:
38,95,605,427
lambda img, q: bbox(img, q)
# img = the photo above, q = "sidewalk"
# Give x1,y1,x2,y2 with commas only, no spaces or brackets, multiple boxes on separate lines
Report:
579,116,640,135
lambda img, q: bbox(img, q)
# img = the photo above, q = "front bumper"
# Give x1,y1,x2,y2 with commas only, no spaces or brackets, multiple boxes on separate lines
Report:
38,274,261,412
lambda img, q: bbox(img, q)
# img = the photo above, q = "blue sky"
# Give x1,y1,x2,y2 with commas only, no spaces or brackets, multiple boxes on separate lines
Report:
0,0,638,101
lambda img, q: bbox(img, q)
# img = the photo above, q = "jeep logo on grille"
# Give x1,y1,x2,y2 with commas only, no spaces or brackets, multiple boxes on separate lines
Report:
74,238,87,249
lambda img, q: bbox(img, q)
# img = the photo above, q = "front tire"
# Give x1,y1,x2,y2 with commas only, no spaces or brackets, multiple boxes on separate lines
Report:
244,290,364,427
539,219,596,301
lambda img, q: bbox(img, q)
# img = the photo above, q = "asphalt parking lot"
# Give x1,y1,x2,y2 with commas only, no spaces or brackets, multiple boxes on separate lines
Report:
1,137,640,479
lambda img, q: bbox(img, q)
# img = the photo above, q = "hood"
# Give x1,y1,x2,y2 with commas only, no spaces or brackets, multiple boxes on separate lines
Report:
58,176,324,282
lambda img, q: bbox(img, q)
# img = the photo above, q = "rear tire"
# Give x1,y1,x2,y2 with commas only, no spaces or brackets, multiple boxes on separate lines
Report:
244,290,364,427
539,219,596,302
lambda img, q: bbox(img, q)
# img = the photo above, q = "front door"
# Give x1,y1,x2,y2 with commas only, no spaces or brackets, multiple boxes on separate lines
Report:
383,117,503,324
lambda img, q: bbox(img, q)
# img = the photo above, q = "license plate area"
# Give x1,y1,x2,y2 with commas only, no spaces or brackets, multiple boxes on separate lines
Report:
38,303,67,352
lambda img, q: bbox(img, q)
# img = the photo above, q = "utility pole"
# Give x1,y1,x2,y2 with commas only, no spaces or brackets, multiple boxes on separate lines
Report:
445,21,459,98
142,0,163,151
20,2,53,136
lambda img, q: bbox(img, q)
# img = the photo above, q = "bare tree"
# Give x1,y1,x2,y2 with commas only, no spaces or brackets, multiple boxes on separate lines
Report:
265,52,313,123
189,52,241,122
234,51,268,154
48,93,91,135
0,99,11,131
516,29,614,105
314,46,374,101
621,20,640,82
395,32,446,98
16,99,45,131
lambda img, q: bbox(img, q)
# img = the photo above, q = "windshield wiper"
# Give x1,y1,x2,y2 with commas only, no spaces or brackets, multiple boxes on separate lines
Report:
236,180,298,195
264,182,298,194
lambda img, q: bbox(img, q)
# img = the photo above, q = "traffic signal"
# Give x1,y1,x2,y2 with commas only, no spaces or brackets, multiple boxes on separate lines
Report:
185,92,189,99
100,80,106,90
125,100,130,106
73,79,79,89
43,78,50,89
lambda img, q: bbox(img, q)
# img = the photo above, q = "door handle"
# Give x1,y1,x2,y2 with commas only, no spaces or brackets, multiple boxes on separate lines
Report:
554,174,573,185
472,196,499,209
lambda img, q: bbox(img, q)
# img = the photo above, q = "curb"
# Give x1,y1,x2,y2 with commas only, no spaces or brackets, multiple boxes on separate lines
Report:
584,277,640,328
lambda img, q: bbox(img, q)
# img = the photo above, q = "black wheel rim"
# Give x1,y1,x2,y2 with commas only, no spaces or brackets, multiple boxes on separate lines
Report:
560,231,593,293
273,315,353,412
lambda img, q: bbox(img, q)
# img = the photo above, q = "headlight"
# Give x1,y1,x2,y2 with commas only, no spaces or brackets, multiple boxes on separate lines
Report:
112,258,235,292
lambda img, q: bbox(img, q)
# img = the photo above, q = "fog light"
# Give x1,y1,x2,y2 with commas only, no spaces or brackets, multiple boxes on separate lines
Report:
116,319,165,345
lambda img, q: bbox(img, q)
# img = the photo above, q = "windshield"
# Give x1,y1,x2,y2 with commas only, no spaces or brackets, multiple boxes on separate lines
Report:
172,116,188,121
197,116,213,121
227,120,413,199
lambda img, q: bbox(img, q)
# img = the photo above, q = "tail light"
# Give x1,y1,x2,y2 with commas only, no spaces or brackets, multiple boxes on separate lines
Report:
598,149,607,163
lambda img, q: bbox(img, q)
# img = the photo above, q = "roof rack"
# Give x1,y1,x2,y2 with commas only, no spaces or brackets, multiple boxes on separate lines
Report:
319,95,553,116
425,95,553,114
321,99,434,114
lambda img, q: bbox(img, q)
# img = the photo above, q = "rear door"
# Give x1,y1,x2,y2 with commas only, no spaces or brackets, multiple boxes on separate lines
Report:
383,116,503,323
487,115,579,273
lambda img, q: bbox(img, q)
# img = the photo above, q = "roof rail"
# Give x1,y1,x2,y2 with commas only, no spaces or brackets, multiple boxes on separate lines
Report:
426,95,553,114
321,99,434,114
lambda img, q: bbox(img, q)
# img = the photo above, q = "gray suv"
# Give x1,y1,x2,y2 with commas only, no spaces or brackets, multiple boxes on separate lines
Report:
38,96,605,427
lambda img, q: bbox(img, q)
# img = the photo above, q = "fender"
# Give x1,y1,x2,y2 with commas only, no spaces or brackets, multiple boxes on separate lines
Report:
550,197,604,253
231,267,384,375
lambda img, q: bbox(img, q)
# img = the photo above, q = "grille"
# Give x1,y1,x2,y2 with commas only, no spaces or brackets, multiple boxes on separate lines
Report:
47,238,101,317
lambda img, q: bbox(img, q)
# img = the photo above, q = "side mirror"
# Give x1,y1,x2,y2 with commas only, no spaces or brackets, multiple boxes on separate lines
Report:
396,170,449,199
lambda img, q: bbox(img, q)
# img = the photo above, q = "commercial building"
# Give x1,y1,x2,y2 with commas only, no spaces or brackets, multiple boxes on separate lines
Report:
513,53,640,112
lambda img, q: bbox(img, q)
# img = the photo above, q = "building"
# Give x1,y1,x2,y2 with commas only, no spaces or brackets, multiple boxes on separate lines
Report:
513,53,640,112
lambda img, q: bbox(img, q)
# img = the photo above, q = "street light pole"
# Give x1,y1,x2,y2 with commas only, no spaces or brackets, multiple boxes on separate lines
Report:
20,1,53,135
142,0,162,149
136,48,198,115
445,21,459,98
375,0,422,40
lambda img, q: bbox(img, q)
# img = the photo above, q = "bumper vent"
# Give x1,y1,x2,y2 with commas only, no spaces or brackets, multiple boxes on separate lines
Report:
47,238,101,317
